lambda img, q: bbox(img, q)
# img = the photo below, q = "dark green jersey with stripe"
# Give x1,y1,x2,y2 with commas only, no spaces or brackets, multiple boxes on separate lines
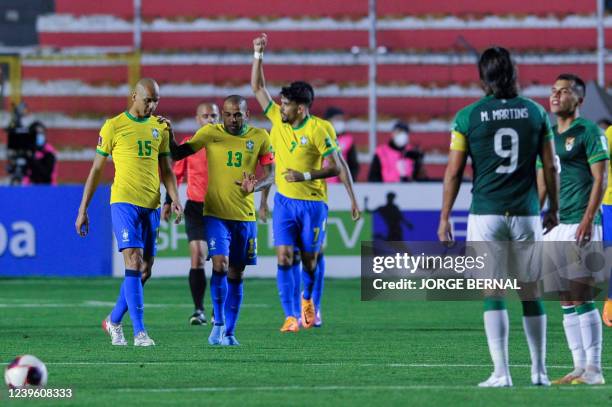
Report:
451,95,553,216
540,118,608,224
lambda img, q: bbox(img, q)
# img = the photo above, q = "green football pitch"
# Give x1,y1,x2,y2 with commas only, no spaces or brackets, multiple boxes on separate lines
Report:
1,278,611,406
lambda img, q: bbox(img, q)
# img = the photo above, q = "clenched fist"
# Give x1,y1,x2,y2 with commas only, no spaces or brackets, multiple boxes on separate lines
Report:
253,33,267,53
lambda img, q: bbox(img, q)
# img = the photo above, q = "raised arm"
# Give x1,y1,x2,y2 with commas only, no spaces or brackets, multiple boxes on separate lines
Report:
251,33,273,111
75,154,107,236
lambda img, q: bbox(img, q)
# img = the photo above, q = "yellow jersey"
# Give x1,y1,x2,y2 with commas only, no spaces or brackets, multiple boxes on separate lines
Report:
264,101,338,201
97,111,170,209
186,124,273,221
603,125,612,205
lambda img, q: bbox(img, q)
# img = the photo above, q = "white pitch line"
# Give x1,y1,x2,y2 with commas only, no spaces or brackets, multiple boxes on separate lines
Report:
117,384,612,393
15,362,611,371
320,363,612,370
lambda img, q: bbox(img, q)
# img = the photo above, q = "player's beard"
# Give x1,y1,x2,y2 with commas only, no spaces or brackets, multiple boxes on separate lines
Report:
227,123,242,135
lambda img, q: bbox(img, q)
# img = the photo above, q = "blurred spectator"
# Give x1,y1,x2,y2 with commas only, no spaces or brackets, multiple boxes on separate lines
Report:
368,121,424,182
597,118,611,131
22,121,57,185
325,107,359,182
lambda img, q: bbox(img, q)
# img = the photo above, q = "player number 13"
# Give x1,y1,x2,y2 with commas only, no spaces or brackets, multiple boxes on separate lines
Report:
226,150,243,168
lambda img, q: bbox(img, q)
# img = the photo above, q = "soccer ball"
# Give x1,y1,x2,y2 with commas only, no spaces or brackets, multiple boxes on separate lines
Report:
4,355,48,389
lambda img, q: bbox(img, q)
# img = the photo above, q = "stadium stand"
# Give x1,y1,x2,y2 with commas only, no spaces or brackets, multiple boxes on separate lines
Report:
0,0,608,182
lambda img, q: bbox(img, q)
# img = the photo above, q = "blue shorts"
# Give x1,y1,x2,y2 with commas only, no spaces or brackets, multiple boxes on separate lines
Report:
273,193,328,253
203,216,257,267
602,205,612,244
111,203,161,256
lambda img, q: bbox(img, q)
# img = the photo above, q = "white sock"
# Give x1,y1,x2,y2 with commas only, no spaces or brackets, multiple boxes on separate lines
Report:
578,308,602,373
522,315,547,376
484,310,510,377
562,310,586,371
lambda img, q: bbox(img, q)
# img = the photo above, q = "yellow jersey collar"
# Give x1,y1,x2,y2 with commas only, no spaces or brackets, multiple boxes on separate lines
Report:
125,111,150,123
222,124,249,136
292,115,310,130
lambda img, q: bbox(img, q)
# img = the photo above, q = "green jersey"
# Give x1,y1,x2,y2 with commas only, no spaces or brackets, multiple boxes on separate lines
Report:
450,95,553,216
538,117,608,224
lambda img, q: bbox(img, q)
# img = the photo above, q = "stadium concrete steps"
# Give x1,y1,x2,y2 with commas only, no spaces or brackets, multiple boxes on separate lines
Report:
21,59,612,87
38,27,611,52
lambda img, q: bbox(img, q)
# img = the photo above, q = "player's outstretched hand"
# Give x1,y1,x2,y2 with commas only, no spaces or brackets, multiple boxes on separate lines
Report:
542,210,559,235
75,211,89,237
171,201,183,224
253,33,267,52
259,203,269,223
437,219,453,243
235,171,258,193
161,202,172,222
283,168,305,182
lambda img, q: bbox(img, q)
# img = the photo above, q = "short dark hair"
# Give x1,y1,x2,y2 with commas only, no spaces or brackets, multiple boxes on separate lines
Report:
598,118,612,128
392,121,410,133
29,121,46,134
280,81,314,107
556,73,586,98
224,94,247,106
478,47,518,99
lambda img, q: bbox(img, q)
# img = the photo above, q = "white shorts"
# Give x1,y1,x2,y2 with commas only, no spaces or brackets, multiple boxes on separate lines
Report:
542,223,606,292
466,215,542,282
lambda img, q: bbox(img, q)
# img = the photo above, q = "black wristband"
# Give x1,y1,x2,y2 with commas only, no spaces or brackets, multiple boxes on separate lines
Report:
164,193,172,205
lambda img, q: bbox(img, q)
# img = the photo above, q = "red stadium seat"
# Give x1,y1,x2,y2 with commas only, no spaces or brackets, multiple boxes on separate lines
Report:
54,0,593,19
39,28,612,53
22,62,611,87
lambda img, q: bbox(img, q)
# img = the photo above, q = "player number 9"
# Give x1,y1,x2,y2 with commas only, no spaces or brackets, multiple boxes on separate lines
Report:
494,127,519,174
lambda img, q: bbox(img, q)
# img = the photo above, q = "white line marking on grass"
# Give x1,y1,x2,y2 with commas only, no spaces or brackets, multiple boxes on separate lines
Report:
24,362,612,371
0,302,269,308
307,362,612,370
117,384,612,393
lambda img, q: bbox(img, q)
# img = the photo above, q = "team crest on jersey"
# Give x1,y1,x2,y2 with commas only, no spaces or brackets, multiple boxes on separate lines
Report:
152,128,159,139
97,136,103,146
246,140,255,152
565,136,575,151
121,228,129,242
300,136,308,145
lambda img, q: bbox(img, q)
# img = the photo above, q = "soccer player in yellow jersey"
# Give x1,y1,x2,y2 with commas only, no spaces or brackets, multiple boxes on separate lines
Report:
602,125,612,327
251,33,361,332
75,78,183,347
164,95,274,346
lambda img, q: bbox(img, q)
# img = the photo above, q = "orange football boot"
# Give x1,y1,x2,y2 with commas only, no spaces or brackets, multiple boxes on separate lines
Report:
280,316,299,333
301,296,316,329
